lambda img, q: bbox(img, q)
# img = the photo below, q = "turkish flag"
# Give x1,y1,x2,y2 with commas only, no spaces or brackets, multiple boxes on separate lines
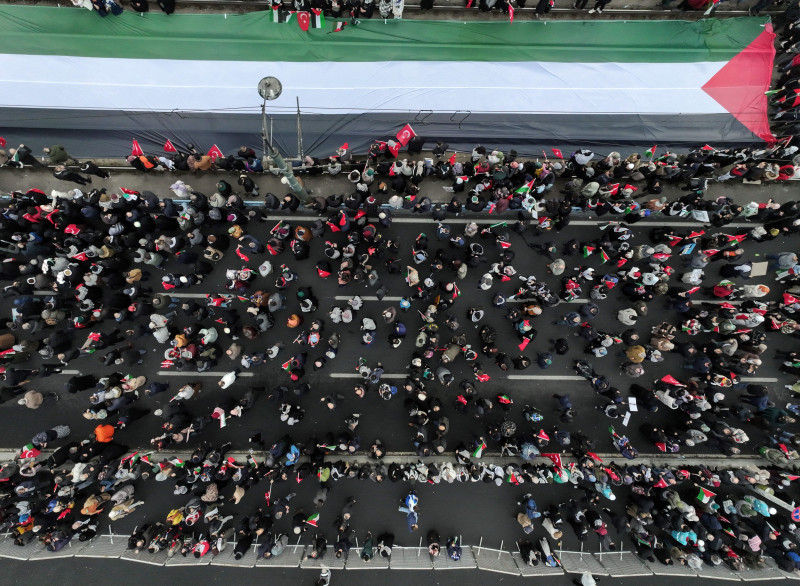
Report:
297,11,310,31
0,137,6,148
395,124,416,147
164,140,177,153
387,142,401,157
131,139,144,157
20,446,40,459
542,453,562,469
508,4,514,22
552,148,564,159
207,144,224,161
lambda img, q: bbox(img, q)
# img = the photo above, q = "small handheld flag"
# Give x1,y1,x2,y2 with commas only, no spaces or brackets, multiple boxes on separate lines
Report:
395,124,416,147
207,144,224,161
697,487,716,503
131,139,144,157
551,148,564,159
164,140,177,153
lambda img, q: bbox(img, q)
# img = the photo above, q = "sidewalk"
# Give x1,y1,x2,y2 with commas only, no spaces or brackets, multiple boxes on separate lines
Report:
1,155,798,209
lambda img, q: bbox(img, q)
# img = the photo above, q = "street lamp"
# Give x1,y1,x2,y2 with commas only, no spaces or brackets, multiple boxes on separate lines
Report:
258,76,308,203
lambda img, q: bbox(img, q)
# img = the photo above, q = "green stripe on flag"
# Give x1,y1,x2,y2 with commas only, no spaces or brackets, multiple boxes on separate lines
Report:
0,7,767,64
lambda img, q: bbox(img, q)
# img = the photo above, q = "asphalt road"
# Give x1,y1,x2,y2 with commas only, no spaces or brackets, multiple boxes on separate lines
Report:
1,209,792,458
0,165,798,579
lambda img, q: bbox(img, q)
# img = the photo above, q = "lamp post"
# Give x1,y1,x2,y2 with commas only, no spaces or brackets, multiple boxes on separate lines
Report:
258,76,308,203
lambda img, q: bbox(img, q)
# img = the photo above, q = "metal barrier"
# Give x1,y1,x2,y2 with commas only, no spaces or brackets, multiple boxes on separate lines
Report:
473,545,524,576
595,550,652,577
558,550,609,576
3,532,798,581
388,546,433,570
299,545,346,570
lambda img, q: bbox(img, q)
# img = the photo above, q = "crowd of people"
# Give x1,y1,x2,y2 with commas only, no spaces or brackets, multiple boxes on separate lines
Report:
0,129,799,582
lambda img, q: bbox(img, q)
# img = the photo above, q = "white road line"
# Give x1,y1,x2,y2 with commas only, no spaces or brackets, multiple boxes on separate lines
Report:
507,375,584,381
157,371,255,377
742,377,779,383
333,296,592,304
56,370,778,384
34,290,209,298
329,373,405,379
250,214,752,228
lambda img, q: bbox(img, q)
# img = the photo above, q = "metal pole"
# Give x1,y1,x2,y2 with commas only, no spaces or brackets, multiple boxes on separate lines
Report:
417,536,422,557
261,99,268,168
477,536,483,557
260,93,308,203
267,146,309,203
498,539,503,560
296,96,304,160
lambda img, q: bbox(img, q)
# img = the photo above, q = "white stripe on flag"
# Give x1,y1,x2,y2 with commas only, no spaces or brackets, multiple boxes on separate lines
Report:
0,55,728,115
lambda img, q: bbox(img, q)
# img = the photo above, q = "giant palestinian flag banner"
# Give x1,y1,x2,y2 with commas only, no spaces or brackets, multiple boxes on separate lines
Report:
0,7,775,157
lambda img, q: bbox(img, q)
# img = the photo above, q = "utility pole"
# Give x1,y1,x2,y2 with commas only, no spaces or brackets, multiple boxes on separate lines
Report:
258,76,308,203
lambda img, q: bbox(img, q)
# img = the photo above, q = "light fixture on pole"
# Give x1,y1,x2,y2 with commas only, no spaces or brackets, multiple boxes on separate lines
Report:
258,76,308,202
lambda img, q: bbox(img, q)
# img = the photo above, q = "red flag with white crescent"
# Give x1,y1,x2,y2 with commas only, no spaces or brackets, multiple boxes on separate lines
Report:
542,453,562,469
297,11,310,31
164,140,177,153
131,139,143,157
395,124,416,147
207,144,224,161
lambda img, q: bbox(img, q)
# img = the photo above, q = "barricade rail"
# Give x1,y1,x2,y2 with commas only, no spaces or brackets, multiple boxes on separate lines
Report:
2,532,798,580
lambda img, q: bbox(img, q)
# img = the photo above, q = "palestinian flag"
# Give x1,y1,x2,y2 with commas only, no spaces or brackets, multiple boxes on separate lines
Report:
583,246,595,258
472,440,487,458
0,10,776,156
645,144,657,158
272,7,294,23
515,180,535,194
697,487,716,503
599,249,610,264
305,513,320,527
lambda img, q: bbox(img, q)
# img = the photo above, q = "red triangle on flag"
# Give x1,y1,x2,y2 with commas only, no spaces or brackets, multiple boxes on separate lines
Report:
131,139,144,157
207,144,224,161
164,140,177,153
701,24,775,142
